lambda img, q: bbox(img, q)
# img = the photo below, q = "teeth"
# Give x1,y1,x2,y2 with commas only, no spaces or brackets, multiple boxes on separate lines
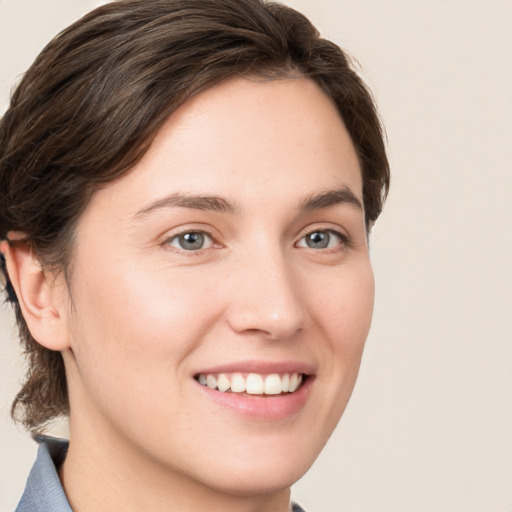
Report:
217,373,230,392
196,372,304,395
281,373,290,393
230,373,245,393
246,373,264,394
206,375,217,389
289,373,299,393
264,374,283,395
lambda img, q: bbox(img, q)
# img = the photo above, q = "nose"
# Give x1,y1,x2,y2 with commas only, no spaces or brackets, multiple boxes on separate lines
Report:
225,250,306,340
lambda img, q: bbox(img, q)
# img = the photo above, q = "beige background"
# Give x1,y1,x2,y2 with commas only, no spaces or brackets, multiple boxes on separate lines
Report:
1,1,511,511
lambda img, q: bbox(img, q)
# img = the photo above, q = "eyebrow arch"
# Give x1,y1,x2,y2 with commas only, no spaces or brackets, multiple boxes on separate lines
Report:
134,193,239,219
133,186,362,220
299,186,363,212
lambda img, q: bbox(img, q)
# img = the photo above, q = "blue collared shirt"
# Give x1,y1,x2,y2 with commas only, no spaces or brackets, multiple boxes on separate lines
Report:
16,438,306,512
15,437,72,512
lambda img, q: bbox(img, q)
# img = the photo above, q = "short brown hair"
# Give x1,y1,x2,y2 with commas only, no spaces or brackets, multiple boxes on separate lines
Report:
0,0,389,433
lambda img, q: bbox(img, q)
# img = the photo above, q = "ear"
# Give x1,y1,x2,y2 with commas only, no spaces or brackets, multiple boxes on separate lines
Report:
3,234,70,351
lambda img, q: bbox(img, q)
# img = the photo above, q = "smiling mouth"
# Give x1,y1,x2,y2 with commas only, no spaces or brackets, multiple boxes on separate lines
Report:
194,372,306,395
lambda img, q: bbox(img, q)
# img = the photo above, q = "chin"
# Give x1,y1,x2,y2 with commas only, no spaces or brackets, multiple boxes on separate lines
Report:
184,432,324,497
202,462,309,498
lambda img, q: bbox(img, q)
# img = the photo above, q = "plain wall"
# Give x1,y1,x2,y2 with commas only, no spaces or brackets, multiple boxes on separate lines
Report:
1,1,511,511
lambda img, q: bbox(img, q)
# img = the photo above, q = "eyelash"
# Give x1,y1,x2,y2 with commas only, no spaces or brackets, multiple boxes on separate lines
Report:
163,227,350,254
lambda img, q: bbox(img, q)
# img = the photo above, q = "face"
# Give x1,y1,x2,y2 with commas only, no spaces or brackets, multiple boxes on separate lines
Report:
61,77,374,496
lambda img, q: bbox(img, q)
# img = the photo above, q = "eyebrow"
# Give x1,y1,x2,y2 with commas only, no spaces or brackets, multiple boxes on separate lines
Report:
298,186,363,212
134,193,240,218
133,185,362,220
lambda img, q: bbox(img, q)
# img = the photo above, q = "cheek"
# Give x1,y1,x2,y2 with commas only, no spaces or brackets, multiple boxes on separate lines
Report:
312,262,374,401
315,261,374,348
66,258,222,399
65,261,222,440
73,259,213,340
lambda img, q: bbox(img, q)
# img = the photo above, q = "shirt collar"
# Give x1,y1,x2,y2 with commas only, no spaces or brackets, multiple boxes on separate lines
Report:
16,437,72,512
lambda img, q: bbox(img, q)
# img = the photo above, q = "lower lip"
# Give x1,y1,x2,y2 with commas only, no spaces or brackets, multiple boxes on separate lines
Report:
196,376,314,420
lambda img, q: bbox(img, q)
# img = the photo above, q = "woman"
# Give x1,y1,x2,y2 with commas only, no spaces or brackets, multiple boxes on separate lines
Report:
0,0,389,510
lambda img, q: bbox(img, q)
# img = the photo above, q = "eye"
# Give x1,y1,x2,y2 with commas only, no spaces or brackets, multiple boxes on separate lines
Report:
297,229,345,250
167,231,214,251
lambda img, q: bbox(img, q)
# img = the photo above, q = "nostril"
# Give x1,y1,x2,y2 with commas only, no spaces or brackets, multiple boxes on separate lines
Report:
226,305,305,341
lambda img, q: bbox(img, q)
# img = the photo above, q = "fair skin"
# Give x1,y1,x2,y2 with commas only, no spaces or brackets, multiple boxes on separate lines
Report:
6,77,374,512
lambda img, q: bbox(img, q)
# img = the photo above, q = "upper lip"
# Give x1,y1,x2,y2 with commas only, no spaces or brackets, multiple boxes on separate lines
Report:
194,360,315,376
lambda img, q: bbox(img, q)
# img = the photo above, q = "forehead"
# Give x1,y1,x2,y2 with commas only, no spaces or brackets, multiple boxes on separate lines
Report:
83,76,362,220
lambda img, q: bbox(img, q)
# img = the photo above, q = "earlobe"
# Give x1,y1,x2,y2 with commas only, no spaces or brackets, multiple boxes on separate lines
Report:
3,235,70,351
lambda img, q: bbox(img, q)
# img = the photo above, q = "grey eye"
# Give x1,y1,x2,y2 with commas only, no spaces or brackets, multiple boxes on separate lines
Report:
168,232,213,251
297,230,342,249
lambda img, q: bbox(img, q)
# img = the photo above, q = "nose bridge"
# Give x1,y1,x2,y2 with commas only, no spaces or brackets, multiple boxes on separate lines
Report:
226,244,305,339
